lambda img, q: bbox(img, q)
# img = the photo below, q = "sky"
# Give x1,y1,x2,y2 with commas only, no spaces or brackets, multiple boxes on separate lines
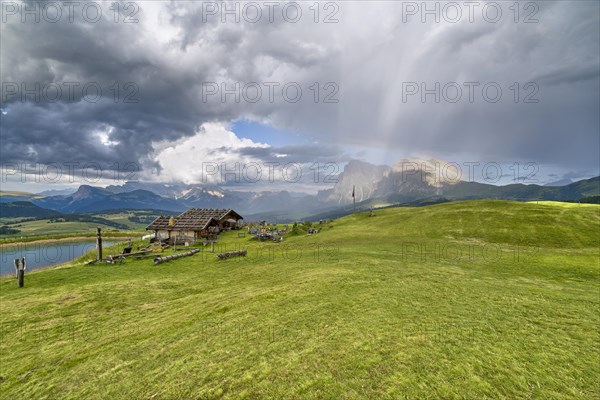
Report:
1,0,599,193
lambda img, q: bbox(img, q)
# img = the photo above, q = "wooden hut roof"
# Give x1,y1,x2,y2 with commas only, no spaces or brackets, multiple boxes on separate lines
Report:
146,216,172,231
146,209,243,231
177,208,243,221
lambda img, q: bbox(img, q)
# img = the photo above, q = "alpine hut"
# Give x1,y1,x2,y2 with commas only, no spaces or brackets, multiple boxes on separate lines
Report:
146,208,243,244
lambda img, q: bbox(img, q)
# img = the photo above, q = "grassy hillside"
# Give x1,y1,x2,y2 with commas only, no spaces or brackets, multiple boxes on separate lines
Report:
0,219,126,237
0,201,61,218
0,191,44,199
0,201,598,399
0,210,163,241
528,201,600,208
93,210,170,230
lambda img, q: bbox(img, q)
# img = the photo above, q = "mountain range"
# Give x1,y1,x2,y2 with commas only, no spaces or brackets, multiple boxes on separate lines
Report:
1,159,598,221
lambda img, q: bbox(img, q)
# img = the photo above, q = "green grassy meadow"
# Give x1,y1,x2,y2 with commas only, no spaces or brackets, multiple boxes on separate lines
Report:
0,191,44,199
0,219,125,237
0,201,598,399
527,200,600,208
0,210,159,243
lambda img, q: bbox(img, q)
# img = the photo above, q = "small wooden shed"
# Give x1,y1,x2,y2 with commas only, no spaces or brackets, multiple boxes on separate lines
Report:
146,208,243,243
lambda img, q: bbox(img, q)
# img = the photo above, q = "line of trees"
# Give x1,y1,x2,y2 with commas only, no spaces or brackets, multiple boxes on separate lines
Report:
0,226,21,235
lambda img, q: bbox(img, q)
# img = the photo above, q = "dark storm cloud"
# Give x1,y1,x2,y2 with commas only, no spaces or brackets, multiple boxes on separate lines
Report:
1,0,338,174
1,3,202,170
331,1,599,170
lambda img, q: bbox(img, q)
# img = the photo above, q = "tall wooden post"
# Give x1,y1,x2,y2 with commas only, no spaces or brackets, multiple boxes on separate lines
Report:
96,227,103,261
15,257,25,287
14,259,20,278
17,268,24,288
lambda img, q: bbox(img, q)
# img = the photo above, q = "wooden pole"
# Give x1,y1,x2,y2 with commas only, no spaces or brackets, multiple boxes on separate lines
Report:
96,227,103,261
14,258,20,278
16,257,25,288
17,269,24,288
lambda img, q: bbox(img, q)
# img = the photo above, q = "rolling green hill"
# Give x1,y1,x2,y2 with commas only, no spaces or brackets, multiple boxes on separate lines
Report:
0,190,44,199
0,201,61,218
0,209,167,241
0,201,598,399
387,176,600,203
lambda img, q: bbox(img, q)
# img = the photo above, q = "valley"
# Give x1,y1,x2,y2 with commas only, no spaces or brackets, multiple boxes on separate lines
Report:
0,200,598,399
